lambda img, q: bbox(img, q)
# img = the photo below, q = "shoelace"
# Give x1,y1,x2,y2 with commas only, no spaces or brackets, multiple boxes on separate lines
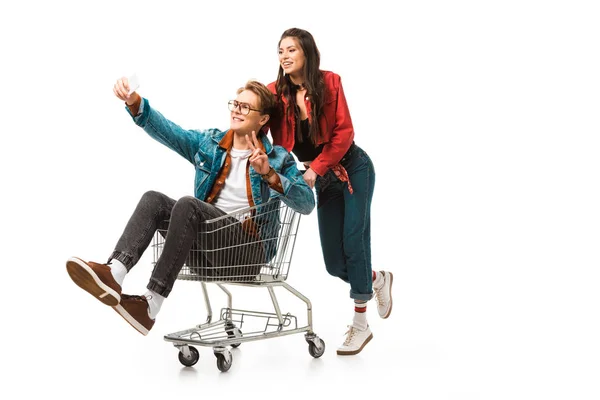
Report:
374,285,385,307
122,294,151,303
343,326,358,346
373,274,386,307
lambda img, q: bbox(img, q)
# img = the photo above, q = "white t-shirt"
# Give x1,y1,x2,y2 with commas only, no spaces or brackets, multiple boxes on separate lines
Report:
213,148,253,216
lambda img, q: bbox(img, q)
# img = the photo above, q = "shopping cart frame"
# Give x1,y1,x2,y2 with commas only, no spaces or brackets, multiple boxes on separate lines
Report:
152,200,325,372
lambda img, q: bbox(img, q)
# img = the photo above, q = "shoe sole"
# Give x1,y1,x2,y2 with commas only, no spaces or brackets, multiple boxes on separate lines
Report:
382,272,393,319
113,304,149,336
66,257,120,306
336,333,373,356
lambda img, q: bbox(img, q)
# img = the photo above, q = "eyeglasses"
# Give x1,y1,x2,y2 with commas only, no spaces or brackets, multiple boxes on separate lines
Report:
228,100,262,115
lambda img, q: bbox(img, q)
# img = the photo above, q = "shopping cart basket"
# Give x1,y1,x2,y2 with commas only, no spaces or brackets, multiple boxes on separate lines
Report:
152,200,325,372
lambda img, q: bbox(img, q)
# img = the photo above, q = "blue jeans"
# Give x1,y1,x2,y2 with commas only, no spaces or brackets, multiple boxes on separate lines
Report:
315,144,376,301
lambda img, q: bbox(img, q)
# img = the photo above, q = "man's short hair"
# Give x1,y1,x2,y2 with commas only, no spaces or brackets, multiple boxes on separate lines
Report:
237,81,276,117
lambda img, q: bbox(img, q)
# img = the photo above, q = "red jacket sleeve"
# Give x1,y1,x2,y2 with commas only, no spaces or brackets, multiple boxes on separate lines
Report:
310,74,355,176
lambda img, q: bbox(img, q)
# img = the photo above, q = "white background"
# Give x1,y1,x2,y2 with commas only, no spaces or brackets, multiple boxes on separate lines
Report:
1,0,600,399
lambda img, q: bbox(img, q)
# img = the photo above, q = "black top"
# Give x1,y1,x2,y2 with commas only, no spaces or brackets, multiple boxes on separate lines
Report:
292,118,324,162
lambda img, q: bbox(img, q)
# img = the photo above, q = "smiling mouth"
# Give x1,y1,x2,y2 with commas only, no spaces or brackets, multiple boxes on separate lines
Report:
282,62,292,68
232,116,244,122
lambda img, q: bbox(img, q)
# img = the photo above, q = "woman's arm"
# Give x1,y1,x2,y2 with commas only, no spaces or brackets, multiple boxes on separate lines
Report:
308,74,355,176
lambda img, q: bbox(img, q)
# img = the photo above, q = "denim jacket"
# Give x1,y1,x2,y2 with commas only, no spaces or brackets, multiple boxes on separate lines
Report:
126,98,315,216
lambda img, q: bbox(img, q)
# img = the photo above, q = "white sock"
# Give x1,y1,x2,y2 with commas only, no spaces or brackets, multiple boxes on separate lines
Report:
144,290,165,320
109,259,128,287
373,270,384,289
352,301,368,331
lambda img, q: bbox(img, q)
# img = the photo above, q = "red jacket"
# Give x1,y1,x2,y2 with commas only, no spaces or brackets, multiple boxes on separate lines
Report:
267,70,355,176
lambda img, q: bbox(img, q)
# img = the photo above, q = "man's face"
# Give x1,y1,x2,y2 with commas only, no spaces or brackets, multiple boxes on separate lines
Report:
229,90,267,134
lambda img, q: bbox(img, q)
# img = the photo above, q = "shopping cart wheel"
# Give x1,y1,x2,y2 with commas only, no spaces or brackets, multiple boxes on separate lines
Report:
178,346,200,367
308,338,326,358
226,327,243,348
214,348,233,372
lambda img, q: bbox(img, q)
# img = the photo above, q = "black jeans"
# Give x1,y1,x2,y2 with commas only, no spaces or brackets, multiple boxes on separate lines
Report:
108,191,264,297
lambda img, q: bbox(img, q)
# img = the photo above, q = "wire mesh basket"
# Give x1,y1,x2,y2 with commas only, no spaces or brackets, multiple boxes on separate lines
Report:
153,200,301,283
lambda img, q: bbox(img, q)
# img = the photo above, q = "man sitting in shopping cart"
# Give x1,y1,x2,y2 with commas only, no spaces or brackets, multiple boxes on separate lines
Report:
66,78,315,336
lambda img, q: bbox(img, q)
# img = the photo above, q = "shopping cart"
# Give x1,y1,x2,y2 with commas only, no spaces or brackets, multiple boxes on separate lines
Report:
152,200,325,372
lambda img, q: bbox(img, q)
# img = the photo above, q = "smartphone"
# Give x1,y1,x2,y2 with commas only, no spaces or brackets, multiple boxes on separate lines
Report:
127,73,140,95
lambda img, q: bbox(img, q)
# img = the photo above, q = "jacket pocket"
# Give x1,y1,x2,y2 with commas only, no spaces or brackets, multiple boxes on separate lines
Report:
325,88,337,104
194,150,212,172
194,151,212,193
320,89,338,136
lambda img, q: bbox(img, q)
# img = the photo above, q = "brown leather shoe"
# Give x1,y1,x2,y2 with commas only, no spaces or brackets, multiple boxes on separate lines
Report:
113,294,156,336
66,257,122,306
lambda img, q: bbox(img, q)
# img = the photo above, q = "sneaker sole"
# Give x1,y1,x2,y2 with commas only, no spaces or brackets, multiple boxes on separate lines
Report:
336,333,373,356
382,272,393,319
66,257,120,306
113,305,149,336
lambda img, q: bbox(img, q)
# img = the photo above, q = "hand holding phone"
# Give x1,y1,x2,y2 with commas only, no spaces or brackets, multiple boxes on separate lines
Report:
113,74,141,103
127,73,140,95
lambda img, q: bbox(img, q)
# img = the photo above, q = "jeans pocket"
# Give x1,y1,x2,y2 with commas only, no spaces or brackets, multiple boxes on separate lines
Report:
344,149,370,175
316,170,344,209
316,170,334,193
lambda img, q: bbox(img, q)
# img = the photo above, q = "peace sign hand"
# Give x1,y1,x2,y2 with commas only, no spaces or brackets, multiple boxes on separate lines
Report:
246,131,271,175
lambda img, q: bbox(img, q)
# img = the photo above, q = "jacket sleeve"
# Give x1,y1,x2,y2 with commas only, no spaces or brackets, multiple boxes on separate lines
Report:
265,150,315,215
126,98,201,164
309,75,355,176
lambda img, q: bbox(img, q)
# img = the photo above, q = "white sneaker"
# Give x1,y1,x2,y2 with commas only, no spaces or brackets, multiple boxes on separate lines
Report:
374,271,393,319
337,325,373,356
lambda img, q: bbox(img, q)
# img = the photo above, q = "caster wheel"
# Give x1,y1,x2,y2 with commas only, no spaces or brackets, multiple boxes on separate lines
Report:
215,351,232,372
178,346,199,367
308,338,325,358
226,327,242,348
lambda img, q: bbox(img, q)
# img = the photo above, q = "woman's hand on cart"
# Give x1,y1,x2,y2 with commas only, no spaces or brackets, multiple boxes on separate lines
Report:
302,168,317,189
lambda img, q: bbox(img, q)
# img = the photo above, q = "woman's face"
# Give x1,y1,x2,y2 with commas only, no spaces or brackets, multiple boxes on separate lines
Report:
278,37,305,78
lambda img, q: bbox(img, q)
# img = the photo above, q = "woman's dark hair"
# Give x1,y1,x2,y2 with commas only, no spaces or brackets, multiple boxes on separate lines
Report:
276,28,325,144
